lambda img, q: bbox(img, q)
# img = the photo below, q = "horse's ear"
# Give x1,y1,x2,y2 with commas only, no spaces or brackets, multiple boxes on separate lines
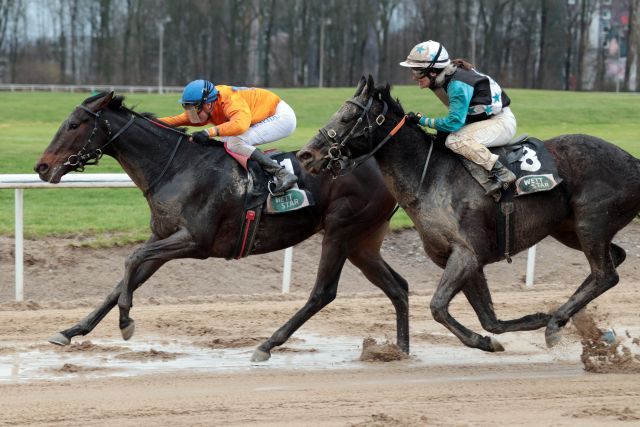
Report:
98,91,114,110
85,91,114,112
353,76,367,96
380,82,391,100
362,74,375,97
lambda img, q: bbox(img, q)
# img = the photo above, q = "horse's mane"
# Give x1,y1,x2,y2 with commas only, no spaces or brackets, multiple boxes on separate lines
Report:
372,84,437,145
373,84,405,118
83,92,188,134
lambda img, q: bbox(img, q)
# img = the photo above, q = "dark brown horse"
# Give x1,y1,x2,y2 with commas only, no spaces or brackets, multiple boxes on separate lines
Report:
298,76,640,352
34,91,410,362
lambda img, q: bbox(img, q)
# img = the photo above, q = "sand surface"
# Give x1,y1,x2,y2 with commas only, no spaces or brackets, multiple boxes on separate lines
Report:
1,224,639,426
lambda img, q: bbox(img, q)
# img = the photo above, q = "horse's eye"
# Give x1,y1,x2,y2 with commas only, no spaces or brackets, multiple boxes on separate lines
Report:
68,122,79,130
340,113,357,123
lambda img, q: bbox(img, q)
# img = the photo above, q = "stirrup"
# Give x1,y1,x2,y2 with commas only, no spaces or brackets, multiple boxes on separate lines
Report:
267,180,284,196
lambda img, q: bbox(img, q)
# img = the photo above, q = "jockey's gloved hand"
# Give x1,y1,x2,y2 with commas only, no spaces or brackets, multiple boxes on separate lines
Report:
407,112,426,126
191,130,212,145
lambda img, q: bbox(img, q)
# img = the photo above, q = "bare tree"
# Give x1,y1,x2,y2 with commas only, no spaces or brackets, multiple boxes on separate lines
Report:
1,0,634,91
576,0,597,90
624,0,638,91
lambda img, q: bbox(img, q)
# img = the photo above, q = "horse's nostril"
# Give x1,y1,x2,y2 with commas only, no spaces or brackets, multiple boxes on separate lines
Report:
35,163,49,174
298,151,312,163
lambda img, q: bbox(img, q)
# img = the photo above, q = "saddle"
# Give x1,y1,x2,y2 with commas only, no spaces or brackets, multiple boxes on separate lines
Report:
459,135,563,263
229,151,315,260
460,135,563,201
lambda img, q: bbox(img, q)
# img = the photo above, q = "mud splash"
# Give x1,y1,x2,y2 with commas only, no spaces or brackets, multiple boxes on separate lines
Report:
572,310,640,373
359,338,408,362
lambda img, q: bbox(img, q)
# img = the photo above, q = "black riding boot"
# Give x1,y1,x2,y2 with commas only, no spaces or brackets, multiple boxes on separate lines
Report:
485,160,516,196
250,149,298,194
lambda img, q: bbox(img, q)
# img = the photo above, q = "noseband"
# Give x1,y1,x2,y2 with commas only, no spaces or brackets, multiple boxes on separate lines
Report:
318,95,406,177
63,105,135,172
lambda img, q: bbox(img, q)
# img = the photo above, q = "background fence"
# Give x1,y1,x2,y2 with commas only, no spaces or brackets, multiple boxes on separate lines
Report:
1,173,297,301
1,173,538,302
0,84,183,93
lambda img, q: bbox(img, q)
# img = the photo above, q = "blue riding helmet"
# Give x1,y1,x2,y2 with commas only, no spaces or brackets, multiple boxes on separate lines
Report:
179,79,218,107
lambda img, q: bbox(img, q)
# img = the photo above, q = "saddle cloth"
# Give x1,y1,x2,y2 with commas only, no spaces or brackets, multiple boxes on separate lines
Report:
496,136,563,196
244,151,315,214
230,151,315,259
461,136,563,199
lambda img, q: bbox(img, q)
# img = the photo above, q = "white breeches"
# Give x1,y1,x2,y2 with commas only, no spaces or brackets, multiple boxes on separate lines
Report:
444,107,517,170
219,100,297,157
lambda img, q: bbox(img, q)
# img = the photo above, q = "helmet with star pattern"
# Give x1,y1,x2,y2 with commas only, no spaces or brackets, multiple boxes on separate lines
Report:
399,40,451,72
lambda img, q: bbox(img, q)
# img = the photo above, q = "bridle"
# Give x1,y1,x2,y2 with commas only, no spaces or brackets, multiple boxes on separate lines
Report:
317,95,406,177
63,105,135,172
61,102,190,195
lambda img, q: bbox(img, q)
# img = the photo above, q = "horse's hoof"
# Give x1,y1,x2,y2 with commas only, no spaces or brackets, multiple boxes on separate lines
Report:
545,328,561,348
48,332,70,346
121,319,135,341
489,337,504,352
250,348,271,362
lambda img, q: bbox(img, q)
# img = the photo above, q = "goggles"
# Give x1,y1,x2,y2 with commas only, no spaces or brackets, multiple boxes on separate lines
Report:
410,68,429,79
182,103,204,123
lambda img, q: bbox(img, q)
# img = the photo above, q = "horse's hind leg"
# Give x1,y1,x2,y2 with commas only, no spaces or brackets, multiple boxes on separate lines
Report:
545,241,626,347
348,244,410,353
463,271,551,334
49,258,166,345
251,240,348,362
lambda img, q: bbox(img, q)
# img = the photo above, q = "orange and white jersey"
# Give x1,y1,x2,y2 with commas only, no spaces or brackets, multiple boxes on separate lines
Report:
159,85,281,137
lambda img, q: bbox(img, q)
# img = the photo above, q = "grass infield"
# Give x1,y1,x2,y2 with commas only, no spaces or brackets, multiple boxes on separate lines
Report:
1,87,638,239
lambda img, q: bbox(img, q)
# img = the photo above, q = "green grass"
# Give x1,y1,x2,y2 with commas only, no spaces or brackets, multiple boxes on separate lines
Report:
1,88,639,239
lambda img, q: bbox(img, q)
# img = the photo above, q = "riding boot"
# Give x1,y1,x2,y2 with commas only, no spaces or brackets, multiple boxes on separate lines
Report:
485,160,516,196
249,149,298,194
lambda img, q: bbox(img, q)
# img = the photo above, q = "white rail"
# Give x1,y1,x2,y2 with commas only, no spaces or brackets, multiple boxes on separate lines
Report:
0,84,183,93
2,173,536,300
0,173,294,300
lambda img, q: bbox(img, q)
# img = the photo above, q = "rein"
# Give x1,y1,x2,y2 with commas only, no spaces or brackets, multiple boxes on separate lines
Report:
318,95,407,177
66,102,189,195
63,105,135,172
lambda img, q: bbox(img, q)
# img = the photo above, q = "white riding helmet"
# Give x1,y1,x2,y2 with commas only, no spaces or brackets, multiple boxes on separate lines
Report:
399,40,451,70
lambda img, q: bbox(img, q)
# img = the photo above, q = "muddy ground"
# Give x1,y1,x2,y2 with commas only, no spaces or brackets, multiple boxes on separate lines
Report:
0,223,639,426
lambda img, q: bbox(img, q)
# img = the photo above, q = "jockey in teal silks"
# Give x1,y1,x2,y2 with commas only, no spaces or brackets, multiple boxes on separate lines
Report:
400,40,517,196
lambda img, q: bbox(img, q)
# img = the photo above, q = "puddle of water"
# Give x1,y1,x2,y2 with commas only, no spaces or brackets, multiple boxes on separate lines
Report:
0,333,365,383
4,326,636,384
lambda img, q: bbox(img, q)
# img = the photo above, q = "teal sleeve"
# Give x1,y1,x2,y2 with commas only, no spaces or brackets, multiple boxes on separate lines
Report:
433,80,473,133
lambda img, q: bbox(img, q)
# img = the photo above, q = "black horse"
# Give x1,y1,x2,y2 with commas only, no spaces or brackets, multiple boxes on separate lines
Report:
298,76,640,352
34,91,410,361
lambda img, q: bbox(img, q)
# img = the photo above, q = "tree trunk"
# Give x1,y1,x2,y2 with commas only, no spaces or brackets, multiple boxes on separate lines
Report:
624,0,638,91
576,0,596,90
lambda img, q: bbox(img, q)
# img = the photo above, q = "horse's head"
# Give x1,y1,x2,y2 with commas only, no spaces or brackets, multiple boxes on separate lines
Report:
34,91,117,183
297,75,406,176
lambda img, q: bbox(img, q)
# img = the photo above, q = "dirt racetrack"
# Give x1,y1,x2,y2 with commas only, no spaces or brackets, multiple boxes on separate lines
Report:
1,223,640,426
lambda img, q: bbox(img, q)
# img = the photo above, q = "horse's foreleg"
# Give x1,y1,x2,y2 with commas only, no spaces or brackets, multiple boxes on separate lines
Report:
431,247,504,352
49,258,166,345
251,241,348,362
463,272,551,334
117,228,198,340
545,242,625,347
348,250,409,353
